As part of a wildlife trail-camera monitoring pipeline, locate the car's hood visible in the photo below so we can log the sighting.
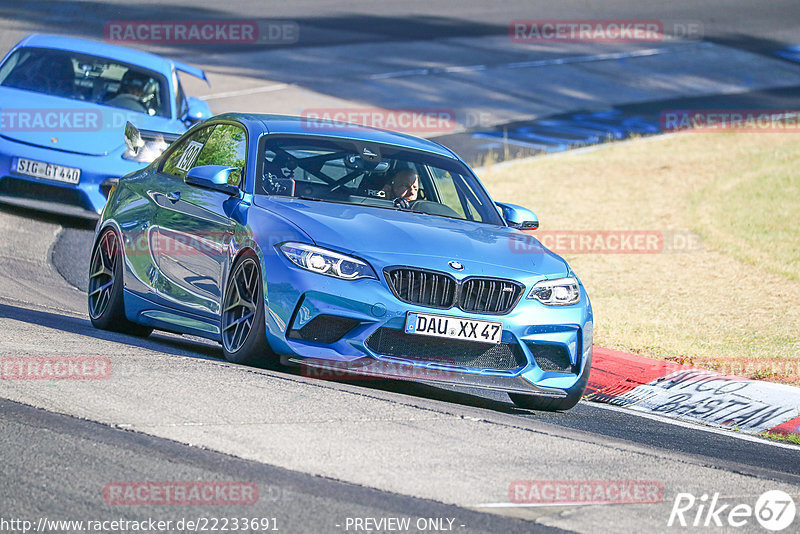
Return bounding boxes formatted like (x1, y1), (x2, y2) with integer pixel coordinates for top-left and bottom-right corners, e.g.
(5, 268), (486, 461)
(257, 197), (570, 278)
(0, 86), (180, 156)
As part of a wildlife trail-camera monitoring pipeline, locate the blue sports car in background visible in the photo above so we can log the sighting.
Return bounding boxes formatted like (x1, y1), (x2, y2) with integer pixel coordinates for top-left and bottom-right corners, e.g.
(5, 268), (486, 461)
(0, 34), (212, 218)
(89, 113), (593, 411)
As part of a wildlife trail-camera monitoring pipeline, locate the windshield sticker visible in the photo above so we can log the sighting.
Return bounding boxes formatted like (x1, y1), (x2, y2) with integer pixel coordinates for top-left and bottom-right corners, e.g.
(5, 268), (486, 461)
(175, 140), (204, 172)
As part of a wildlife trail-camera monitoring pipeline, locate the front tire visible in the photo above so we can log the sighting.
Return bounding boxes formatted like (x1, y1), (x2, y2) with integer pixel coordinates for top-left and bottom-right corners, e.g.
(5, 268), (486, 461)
(509, 392), (583, 412)
(221, 251), (279, 368)
(88, 229), (152, 337)
(509, 351), (593, 412)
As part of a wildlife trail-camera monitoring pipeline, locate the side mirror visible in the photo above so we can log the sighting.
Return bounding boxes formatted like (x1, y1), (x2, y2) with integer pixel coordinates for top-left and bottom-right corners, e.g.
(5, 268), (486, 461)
(182, 97), (213, 126)
(123, 121), (180, 162)
(186, 165), (240, 196)
(496, 202), (539, 230)
(124, 121), (144, 155)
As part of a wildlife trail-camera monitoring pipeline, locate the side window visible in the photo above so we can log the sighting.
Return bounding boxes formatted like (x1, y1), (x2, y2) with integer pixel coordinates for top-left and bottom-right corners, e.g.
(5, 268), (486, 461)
(428, 167), (488, 222)
(195, 124), (247, 186)
(429, 167), (466, 218)
(161, 126), (215, 179)
(457, 176), (487, 223)
(429, 167), (482, 221)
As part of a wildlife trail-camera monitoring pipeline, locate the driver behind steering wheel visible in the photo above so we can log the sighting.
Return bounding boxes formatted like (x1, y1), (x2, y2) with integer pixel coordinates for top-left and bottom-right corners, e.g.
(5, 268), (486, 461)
(382, 169), (419, 209)
(105, 70), (151, 114)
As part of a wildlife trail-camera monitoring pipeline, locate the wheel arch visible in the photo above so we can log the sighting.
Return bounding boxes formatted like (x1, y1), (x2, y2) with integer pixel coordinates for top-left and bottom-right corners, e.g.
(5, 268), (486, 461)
(223, 243), (267, 315)
(91, 219), (127, 266)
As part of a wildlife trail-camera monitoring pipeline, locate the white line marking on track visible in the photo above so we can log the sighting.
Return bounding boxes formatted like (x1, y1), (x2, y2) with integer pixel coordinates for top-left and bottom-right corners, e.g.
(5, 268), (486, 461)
(583, 400), (800, 450)
(474, 491), (800, 509)
(368, 43), (712, 80)
(201, 83), (290, 100)
(505, 47), (669, 69)
(369, 68), (431, 79)
(473, 502), (603, 508)
(443, 64), (488, 73)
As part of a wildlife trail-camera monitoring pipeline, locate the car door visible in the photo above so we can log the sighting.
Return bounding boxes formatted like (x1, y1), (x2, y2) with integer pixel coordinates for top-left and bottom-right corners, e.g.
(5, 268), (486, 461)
(151, 122), (248, 322)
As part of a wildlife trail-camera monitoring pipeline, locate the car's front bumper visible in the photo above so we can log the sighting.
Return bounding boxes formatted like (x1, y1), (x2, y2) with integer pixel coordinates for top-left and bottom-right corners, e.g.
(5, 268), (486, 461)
(0, 135), (143, 218)
(262, 251), (593, 397)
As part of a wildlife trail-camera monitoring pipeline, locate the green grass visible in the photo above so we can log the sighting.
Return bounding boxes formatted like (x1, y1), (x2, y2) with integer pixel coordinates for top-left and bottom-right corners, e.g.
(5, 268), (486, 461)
(691, 141), (800, 281)
(759, 431), (800, 446)
(479, 132), (800, 384)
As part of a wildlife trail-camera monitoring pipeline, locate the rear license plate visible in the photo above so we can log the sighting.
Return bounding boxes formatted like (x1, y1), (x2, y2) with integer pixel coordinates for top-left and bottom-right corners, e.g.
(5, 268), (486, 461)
(404, 311), (503, 344)
(14, 157), (80, 184)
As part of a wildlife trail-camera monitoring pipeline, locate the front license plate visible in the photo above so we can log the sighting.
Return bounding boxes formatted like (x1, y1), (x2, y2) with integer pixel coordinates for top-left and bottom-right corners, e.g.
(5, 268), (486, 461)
(14, 158), (80, 184)
(405, 312), (503, 344)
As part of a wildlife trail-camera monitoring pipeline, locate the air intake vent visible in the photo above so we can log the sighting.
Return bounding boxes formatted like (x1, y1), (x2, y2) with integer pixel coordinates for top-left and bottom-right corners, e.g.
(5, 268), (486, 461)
(288, 315), (360, 344)
(366, 328), (527, 370)
(385, 268), (457, 309)
(459, 278), (524, 315)
(0, 177), (87, 208)
(527, 343), (574, 373)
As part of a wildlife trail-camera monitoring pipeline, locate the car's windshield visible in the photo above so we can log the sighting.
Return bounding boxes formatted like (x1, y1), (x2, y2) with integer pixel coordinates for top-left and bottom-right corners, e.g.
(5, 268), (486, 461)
(258, 136), (504, 225)
(0, 46), (170, 118)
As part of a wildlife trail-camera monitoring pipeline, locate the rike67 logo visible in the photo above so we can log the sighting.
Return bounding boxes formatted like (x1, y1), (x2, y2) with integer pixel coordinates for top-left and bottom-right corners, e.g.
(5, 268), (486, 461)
(668, 490), (796, 531)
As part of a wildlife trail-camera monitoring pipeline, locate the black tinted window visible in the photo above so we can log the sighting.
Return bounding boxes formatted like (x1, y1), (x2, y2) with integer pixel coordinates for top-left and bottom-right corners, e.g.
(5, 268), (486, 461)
(0, 47), (169, 117)
(257, 136), (502, 225)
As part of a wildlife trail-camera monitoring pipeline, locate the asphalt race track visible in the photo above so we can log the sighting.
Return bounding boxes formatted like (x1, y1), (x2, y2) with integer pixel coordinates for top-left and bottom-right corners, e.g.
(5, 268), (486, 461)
(1, 2), (799, 533)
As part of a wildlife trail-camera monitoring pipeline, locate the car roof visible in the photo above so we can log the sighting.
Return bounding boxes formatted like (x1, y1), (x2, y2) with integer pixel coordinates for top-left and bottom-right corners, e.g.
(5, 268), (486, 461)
(12, 34), (174, 74)
(214, 113), (460, 160)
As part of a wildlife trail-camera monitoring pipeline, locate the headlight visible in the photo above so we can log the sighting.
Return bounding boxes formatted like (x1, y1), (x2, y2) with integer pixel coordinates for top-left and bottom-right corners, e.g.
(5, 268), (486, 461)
(122, 139), (168, 163)
(528, 276), (580, 305)
(279, 243), (376, 280)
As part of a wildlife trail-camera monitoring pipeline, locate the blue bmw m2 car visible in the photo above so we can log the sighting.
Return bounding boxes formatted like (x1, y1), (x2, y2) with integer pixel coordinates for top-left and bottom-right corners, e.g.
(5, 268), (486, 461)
(88, 113), (593, 411)
(0, 34), (212, 218)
